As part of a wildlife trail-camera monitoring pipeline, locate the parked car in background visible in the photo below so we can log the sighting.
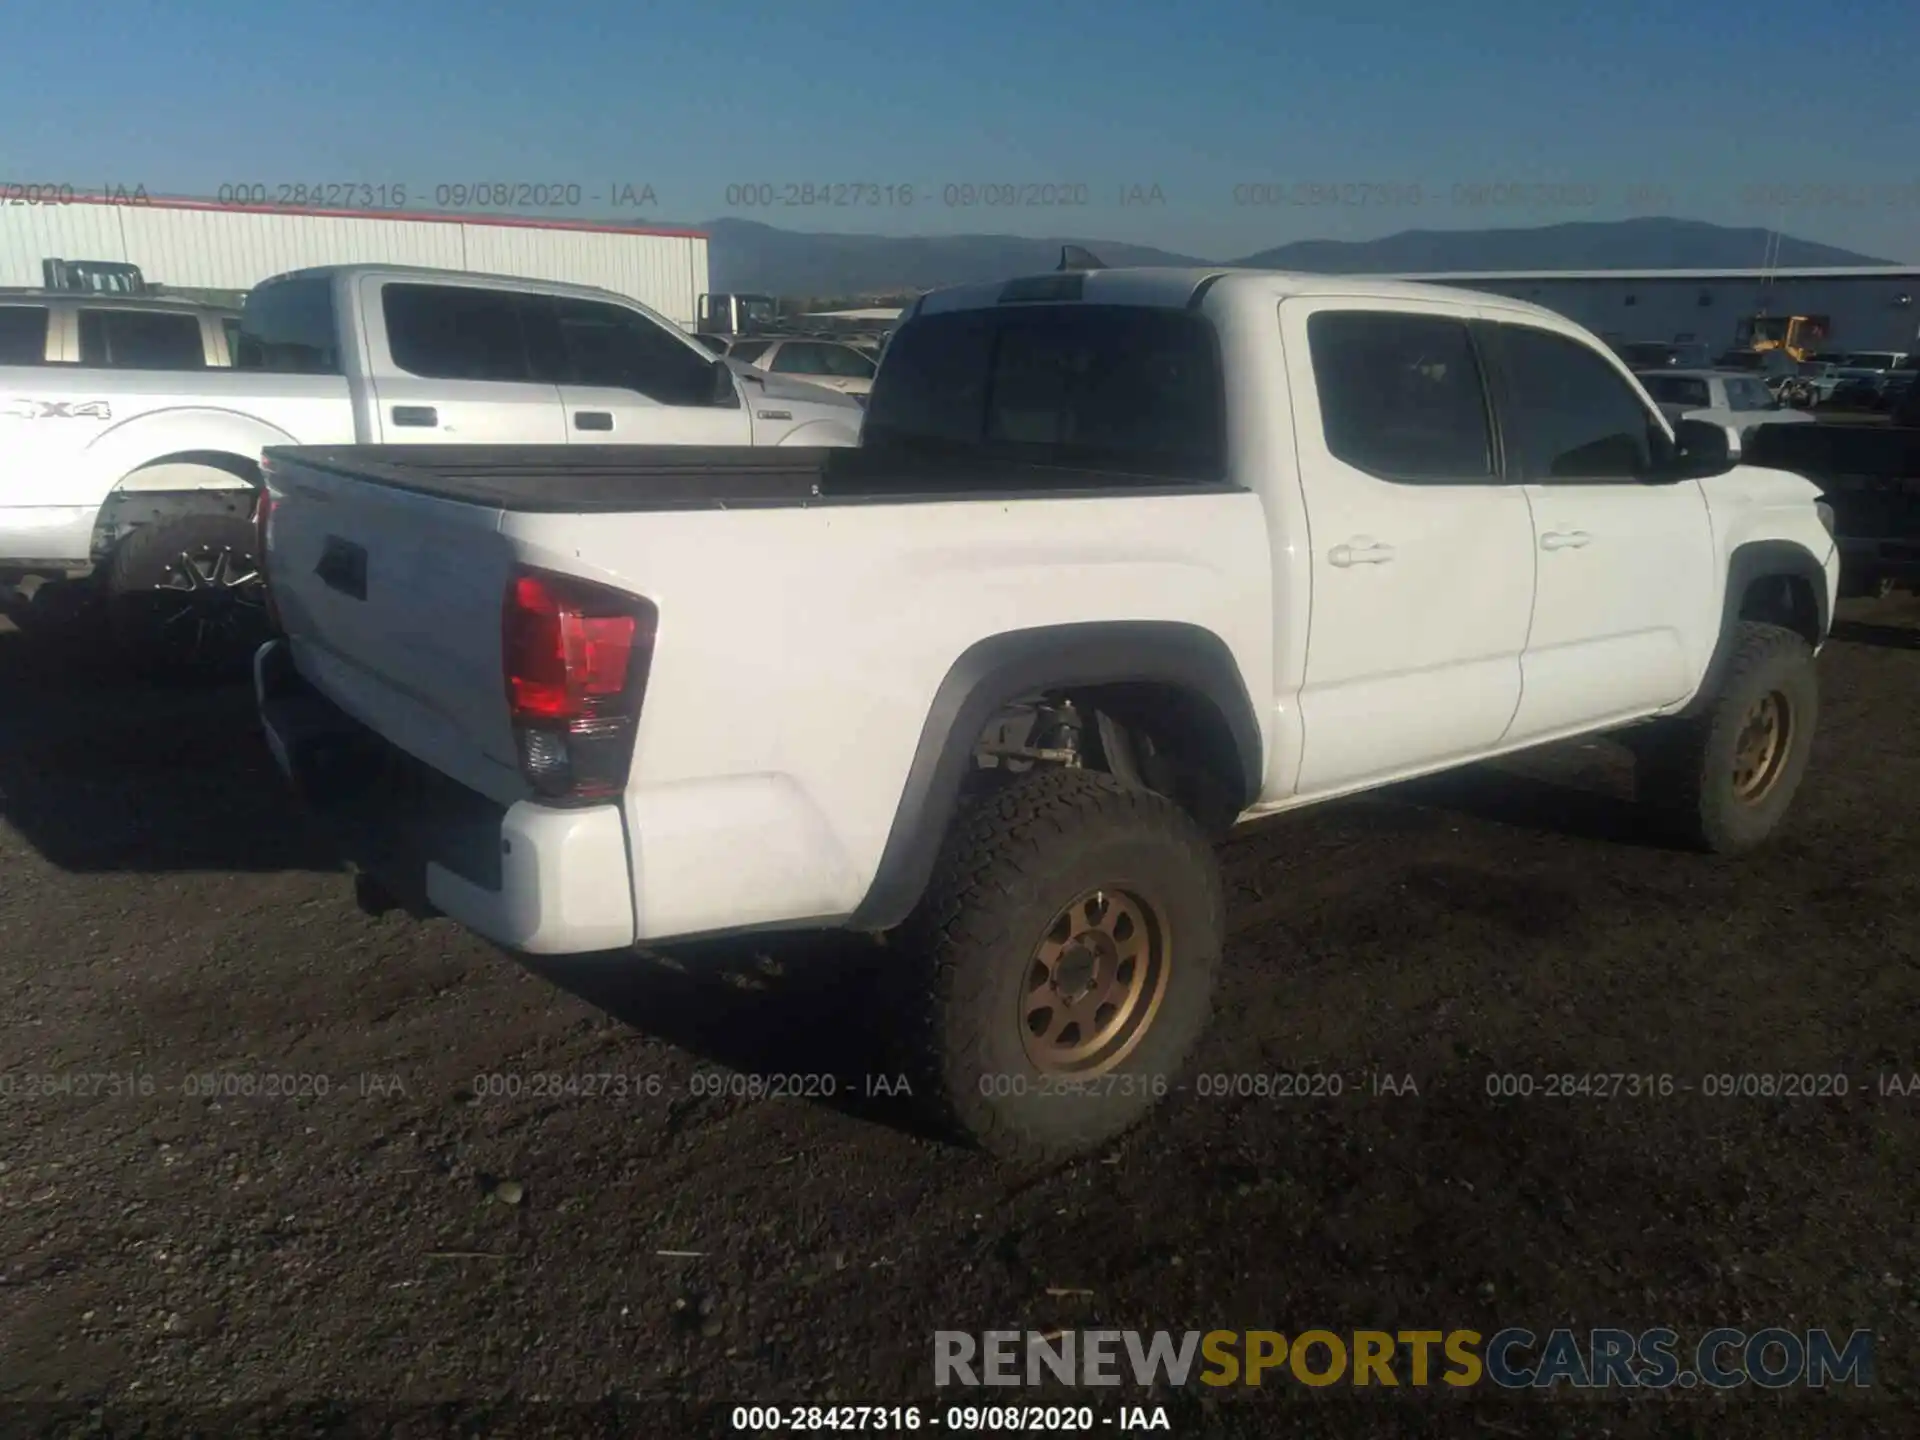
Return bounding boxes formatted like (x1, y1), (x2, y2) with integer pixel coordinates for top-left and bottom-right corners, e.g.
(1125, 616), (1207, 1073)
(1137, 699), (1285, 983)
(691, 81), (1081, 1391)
(0, 291), (240, 368)
(1712, 347), (1807, 404)
(1635, 368), (1815, 448)
(0, 264), (861, 676)
(727, 336), (878, 401)
(1618, 340), (1713, 370)
(1824, 351), (1912, 412)
(1883, 356), (1920, 410)
(1782, 359), (1845, 409)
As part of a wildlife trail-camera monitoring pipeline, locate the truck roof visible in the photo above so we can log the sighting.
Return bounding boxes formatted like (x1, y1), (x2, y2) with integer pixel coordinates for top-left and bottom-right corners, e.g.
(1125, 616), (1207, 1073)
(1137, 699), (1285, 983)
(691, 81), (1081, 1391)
(0, 289), (236, 313)
(913, 266), (1574, 328)
(256, 263), (646, 310)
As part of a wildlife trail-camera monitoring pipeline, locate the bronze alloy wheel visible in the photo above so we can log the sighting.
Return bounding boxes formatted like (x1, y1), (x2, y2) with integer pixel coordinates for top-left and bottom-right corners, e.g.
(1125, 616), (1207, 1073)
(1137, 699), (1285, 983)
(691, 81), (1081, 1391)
(1019, 886), (1171, 1075)
(1731, 689), (1793, 803)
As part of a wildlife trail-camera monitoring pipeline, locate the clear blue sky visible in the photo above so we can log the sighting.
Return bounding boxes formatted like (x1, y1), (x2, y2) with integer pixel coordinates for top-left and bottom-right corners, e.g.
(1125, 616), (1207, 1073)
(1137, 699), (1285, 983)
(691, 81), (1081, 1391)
(7, 0), (1918, 260)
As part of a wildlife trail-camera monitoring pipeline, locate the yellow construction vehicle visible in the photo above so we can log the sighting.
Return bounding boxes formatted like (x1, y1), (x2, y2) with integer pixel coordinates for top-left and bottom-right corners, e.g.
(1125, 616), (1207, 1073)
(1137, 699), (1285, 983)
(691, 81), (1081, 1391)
(1733, 313), (1832, 362)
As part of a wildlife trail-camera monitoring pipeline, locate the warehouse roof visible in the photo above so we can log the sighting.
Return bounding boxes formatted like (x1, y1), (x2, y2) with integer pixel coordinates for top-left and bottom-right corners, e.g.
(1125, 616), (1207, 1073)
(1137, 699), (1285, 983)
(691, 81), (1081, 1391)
(32, 191), (707, 241)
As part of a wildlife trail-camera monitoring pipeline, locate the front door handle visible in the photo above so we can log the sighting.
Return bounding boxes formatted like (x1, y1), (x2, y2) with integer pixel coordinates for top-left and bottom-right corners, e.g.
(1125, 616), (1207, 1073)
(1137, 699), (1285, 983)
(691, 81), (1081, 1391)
(1540, 530), (1592, 550)
(1329, 540), (1395, 567)
(391, 405), (438, 427)
(573, 410), (614, 431)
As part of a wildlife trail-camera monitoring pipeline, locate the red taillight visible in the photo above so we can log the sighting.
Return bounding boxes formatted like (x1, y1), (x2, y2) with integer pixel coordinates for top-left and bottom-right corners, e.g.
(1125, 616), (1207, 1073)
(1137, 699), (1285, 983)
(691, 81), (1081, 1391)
(503, 567), (657, 803)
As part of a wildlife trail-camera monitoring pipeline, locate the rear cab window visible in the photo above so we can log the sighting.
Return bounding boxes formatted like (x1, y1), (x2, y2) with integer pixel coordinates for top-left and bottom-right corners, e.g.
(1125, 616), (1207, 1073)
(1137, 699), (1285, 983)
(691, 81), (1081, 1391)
(862, 304), (1226, 480)
(0, 305), (51, 364)
(78, 308), (206, 369)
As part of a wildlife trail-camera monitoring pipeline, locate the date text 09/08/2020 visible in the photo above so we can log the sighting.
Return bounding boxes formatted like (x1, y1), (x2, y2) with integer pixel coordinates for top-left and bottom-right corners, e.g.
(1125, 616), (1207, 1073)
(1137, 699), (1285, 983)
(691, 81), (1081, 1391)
(211, 183), (659, 210)
(720, 183), (1156, 208)
(729, 1405), (1170, 1432)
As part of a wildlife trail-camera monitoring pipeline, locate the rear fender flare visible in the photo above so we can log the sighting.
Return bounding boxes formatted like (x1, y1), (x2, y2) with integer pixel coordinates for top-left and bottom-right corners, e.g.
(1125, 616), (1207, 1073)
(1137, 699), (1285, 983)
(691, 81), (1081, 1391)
(848, 621), (1263, 931)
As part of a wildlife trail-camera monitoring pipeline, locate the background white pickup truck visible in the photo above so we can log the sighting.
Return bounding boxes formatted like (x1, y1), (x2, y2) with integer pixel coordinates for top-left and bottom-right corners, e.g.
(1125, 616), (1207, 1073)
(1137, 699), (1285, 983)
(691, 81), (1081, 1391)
(255, 263), (1839, 1165)
(0, 263), (861, 672)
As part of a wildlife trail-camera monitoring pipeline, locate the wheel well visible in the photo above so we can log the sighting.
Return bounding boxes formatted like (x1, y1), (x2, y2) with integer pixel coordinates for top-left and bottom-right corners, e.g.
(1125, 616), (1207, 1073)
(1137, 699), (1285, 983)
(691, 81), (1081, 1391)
(1738, 572), (1821, 647)
(971, 681), (1248, 837)
(90, 452), (263, 565)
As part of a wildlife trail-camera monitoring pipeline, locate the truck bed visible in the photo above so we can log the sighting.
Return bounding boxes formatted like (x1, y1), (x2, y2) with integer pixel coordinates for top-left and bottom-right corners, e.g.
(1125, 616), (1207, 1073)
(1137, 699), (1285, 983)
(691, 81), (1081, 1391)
(260, 444), (1237, 512)
(1743, 422), (1920, 587)
(1744, 423), (1920, 487)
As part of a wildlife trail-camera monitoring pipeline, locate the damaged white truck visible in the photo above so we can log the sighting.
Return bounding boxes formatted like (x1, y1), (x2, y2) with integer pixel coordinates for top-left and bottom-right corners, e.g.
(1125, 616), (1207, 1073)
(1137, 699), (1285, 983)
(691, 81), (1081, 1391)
(0, 264), (861, 672)
(255, 263), (1839, 1163)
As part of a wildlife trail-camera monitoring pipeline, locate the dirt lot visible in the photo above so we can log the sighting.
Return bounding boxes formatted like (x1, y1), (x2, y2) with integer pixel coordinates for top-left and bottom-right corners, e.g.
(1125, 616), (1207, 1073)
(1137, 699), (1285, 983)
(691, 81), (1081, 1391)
(1, 603), (1917, 1438)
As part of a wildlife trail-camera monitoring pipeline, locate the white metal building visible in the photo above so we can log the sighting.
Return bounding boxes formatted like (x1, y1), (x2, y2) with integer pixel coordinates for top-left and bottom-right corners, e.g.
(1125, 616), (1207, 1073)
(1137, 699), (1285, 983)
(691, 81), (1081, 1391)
(1390, 267), (1920, 354)
(0, 195), (709, 329)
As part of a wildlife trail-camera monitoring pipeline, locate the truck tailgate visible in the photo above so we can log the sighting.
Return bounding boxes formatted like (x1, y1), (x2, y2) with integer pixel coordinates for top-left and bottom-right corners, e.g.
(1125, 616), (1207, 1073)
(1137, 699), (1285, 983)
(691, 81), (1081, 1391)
(262, 449), (525, 801)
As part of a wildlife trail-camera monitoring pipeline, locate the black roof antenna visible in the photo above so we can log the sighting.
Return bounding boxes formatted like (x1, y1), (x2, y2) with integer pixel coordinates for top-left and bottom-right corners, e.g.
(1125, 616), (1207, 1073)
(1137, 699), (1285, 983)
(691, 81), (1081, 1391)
(1058, 245), (1106, 272)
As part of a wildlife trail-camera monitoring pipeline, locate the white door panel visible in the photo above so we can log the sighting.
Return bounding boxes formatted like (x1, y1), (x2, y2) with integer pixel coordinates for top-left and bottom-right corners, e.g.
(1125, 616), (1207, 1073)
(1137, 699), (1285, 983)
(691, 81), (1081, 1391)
(558, 385), (750, 445)
(1488, 320), (1720, 744)
(1280, 298), (1536, 795)
(370, 374), (567, 444)
(361, 276), (567, 444)
(1511, 482), (1715, 741)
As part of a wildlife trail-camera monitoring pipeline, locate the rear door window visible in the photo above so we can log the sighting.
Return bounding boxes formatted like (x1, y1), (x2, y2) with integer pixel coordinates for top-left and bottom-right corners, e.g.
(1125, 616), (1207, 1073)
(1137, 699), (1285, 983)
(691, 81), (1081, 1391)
(1306, 310), (1493, 481)
(0, 306), (50, 364)
(78, 308), (206, 369)
(382, 283), (532, 381)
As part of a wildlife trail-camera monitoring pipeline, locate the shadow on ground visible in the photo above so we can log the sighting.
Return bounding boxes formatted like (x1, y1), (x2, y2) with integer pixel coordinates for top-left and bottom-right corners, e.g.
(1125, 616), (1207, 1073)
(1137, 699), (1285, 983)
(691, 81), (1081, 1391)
(0, 621), (339, 875)
(1829, 617), (1920, 651)
(525, 932), (940, 1140)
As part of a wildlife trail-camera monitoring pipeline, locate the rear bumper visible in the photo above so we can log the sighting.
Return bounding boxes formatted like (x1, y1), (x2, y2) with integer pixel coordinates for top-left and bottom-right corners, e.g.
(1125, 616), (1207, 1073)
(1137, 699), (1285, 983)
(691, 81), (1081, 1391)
(254, 638), (637, 955)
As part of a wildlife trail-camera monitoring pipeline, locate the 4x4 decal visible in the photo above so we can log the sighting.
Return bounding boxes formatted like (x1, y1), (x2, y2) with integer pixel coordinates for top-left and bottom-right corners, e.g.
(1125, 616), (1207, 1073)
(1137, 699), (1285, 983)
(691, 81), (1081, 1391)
(1, 398), (112, 420)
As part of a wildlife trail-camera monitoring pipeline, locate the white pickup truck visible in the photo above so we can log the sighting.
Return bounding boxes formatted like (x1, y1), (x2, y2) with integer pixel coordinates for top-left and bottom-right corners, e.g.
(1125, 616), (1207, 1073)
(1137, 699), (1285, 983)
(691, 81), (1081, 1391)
(254, 264), (1839, 1164)
(0, 264), (861, 672)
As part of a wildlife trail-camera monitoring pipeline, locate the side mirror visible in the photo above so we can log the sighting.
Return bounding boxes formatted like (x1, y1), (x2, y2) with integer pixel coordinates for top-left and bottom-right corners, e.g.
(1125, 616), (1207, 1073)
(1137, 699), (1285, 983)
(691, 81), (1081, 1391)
(1670, 417), (1740, 476)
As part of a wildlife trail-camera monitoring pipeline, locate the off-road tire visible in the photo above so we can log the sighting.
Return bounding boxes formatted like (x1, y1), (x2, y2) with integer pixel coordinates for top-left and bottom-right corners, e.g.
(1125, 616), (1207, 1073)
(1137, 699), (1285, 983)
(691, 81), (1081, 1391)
(104, 514), (270, 681)
(1638, 621), (1818, 854)
(882, 768), (1224, 1167)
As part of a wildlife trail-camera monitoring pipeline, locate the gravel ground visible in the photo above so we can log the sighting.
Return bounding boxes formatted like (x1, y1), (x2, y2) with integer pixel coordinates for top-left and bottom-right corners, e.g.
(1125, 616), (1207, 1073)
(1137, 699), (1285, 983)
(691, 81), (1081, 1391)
(1, 603), (1917, 1439)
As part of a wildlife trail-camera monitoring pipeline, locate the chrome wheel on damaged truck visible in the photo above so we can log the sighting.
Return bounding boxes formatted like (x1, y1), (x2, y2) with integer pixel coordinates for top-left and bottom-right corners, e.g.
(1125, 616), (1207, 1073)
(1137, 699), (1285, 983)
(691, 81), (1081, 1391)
(883, 768), (1224, 1167)
(104, 514), (272, 680)
(1638, 620), (1820, 854)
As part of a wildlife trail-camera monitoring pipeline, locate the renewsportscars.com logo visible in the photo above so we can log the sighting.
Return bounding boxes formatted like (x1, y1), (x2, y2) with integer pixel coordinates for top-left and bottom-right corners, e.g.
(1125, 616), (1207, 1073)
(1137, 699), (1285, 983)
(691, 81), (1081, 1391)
(933, 1328), (1874, 1390)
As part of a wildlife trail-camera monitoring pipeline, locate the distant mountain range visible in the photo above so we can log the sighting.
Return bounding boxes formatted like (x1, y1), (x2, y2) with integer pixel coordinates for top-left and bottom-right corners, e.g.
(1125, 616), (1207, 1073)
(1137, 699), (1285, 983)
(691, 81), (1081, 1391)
(691, 217), (1893, 297)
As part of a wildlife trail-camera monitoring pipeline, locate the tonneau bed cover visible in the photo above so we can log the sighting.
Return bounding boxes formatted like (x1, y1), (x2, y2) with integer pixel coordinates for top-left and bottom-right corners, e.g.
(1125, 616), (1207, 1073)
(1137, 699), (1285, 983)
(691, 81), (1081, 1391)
(260, 444), (1238, 513)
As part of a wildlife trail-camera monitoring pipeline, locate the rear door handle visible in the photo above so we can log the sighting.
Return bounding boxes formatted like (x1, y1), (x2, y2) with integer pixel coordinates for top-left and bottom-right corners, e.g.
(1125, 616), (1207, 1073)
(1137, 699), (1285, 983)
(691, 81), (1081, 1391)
(1540, 530), (1592, 550)
(1329, 540), (1395, 567)
(391, 405), (437, 427)
(573, 410), (614, 431)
